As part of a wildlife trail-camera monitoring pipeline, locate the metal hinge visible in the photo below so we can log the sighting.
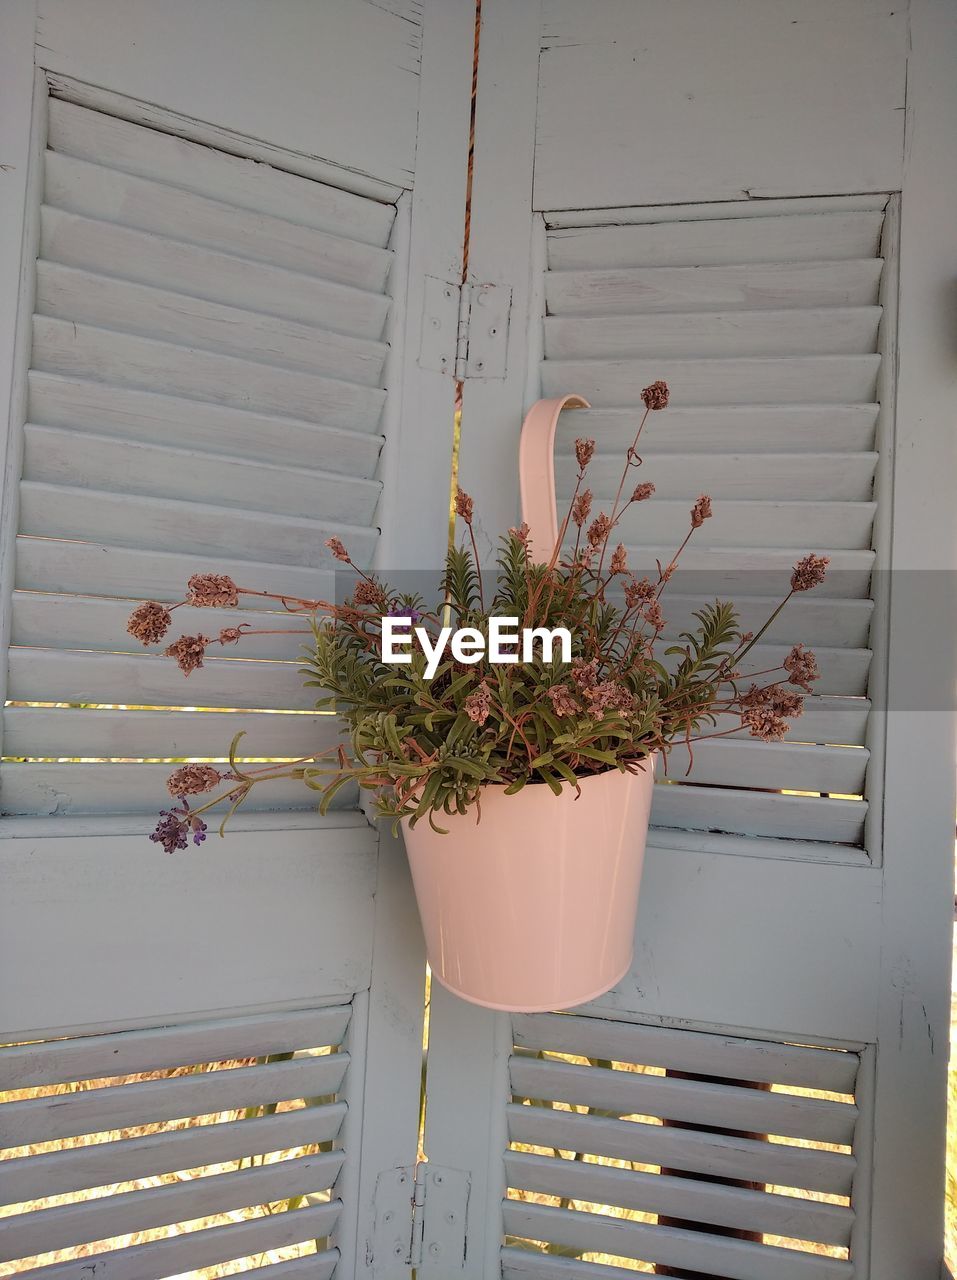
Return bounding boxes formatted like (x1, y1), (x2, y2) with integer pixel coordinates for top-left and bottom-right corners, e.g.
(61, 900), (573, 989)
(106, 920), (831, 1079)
(371, 1163), (469, 1276)
(419, 276), (511, 380)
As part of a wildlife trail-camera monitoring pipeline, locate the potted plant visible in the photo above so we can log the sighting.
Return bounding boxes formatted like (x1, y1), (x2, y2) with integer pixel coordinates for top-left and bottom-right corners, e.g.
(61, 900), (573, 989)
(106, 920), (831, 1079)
(128, 381), (827, 1012)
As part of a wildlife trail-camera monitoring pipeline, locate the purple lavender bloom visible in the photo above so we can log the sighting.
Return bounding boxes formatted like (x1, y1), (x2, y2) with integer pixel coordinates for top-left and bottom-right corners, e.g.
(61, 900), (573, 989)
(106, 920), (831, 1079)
(150, 807), (189, 854)
(384, 608), (422, 625)
(149, 798), (205, 853)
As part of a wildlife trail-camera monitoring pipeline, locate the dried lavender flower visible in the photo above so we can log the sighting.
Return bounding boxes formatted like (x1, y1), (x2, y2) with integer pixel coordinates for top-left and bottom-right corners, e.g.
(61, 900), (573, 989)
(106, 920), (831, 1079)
(742, 704), (790, 741)
(631, 482), (655, 502)
(624, 576), (654, 607)
(738, 684), (804, 741)
(508, 522), (531, 545)
(571, 658), (599, 689)
(325, 536), (351, 563)
(641, 380), (669, 411)
(575, 437), (596, 470)
(586, 680), (632, 717)
(165, 634), (211, 677)
(691, 494), (713, 528)
(353, 579), (386, 607)
(783, 643), (820, 691)
(219, 626), (244, 645)
(609, 544), (628, 575)
(546, 684), (579, 717)
(166, 764), (223, 798)
(571, 489), (593, 528)
(790, 554), (829, 592)
(127, 601), (172, 646)
(642, 599), (664, 631)
(187, 573), (239, 608)
(586, 511), (613, 548)
(455, 488), (474, 524)
(464, 681), (492, 724)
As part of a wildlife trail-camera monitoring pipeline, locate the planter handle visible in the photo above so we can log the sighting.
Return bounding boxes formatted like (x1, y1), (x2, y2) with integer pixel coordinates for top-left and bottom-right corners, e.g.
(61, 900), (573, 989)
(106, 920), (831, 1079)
(518, 394), (590, 561)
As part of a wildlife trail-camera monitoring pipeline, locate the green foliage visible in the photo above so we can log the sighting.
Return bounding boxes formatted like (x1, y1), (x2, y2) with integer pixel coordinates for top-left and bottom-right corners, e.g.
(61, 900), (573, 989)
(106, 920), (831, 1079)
(298, 530), (747, 832)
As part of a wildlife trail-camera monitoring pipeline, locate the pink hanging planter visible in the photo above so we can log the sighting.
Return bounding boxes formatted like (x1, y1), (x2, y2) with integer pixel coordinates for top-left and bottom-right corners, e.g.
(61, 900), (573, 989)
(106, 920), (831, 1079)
(402, 756), (655, 1012)
(402, 395), (657, 1013)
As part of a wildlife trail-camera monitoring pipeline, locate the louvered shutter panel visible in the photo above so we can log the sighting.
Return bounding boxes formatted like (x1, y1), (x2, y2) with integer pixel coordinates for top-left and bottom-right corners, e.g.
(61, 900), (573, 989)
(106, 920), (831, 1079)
(0, 1006), (354, 1277)
(2, 98), (397, 816)
(544, 198), (887, 852)
(502, 1012), (867, 1279)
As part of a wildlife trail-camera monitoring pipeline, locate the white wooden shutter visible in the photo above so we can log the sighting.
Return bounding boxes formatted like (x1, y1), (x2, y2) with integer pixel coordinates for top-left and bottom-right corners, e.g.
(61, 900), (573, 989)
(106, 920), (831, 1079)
(2, 94), (397, 816)
(501, 1011), (868, 1280)
(543, 198), (889, 854)
(0, 1005), (356, 1277)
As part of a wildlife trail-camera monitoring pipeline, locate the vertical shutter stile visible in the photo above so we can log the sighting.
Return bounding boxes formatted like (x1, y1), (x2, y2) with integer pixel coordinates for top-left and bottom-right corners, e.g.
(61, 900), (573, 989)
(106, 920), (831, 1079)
(544, 198), (886, 853)
(1, 95), (398, 817)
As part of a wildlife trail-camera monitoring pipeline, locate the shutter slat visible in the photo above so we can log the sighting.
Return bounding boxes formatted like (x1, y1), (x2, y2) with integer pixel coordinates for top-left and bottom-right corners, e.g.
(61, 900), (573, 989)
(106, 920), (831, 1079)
(28, 372), (383, 476)
(13, 593), (316, 658)
(546, 210), (885, 270)
(546, 259), (882, 315)
(23, 426), (382, 524)
(665, 643), (871, 696)
(541, 355), (880, 406)
(546, 306), (882, 359)
(0, 1153), (344, 1265)
(41, 206), (391, 337)
(506, 1105), (856, 1195)
(237, 1258), (339, 1280)
(509, 1057), (857, 1145)
(672, 740), (867, 795)
(0, 1054), (349, 1147)
(47, 97), (394, 247)
(15, 537), (340, 601)
(9, 1202), (340, 1280)
(19, 482), (379, 566)
(3, 709), (333, 762)
(0, 765), (341, 817)
(505, 1152), (854, 1248)
(556, 404), (879, 455)
(32, 318), (386, 431)
(0, 1006), (350, 1086)
(651, 785), (866, 844)
(8, 649), (314, 711)
(557, 451), (877, 502)
(45, 151), (393, 290)
(607, 499), (875, 550)
(512, 1012), (859, 1092)
(613, 561), (875, 607)
(1, 1103), (346, 1202)
(501, 1205), (852, 1280)
(713, 697), (870, 747)
(36, 261), (388, 384)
